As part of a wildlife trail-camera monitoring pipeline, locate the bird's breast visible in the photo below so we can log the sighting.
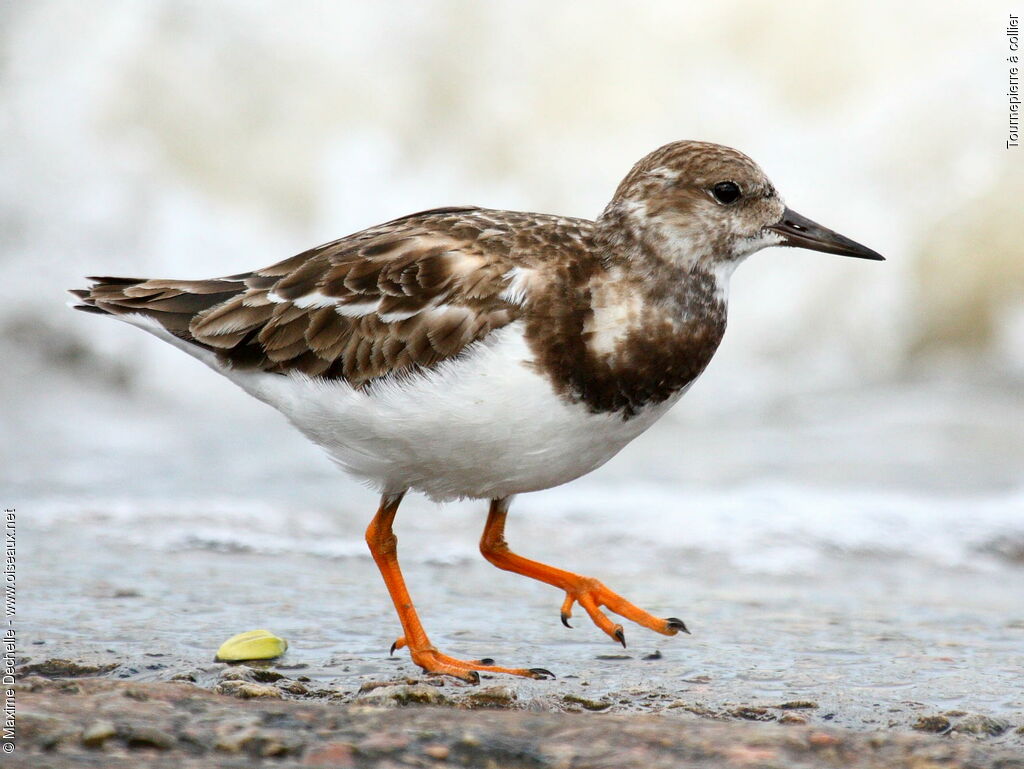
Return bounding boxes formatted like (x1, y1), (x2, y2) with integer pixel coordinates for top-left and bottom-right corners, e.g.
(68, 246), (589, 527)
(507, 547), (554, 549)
(523, 265), (727, 418)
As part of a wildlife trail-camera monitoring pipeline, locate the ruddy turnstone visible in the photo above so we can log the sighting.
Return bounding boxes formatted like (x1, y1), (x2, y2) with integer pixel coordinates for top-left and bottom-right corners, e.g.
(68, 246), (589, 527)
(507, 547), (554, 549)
(71, 140), (883, 682)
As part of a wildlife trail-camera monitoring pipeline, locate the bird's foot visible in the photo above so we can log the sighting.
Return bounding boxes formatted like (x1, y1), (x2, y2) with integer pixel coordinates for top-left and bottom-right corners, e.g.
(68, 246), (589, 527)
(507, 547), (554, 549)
(389, 637), (554, 683)
(558, 576), (689, 647)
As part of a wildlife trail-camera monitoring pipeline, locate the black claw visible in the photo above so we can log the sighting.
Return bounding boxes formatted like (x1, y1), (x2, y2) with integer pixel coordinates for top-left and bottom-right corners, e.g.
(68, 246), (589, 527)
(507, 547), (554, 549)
(477, 657), (495, 666)
(614, 628), (626, 648)
(529, 667), (556, 679)
(390, 641), (399, 656)
(560, 613), (573, 629)
(465, 670), (481, 685)
(666, 617), (691, 635)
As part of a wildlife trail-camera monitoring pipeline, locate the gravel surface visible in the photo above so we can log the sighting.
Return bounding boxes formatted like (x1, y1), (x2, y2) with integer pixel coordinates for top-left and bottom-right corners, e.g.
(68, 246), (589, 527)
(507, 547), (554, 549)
(9, 677), (1024, 768)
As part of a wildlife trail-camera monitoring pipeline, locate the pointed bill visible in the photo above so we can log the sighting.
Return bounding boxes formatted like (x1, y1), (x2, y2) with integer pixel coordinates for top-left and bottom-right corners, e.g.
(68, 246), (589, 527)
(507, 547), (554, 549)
(768, 208), (884, 260)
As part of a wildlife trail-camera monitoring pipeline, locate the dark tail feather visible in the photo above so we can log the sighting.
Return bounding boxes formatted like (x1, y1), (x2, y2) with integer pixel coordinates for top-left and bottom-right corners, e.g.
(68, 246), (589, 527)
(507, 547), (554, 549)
(69, 276), (248, 338)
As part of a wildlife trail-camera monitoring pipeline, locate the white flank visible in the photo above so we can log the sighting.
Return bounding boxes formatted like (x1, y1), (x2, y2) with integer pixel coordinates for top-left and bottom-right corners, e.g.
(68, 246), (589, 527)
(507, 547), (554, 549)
(118, 314), (682, 502)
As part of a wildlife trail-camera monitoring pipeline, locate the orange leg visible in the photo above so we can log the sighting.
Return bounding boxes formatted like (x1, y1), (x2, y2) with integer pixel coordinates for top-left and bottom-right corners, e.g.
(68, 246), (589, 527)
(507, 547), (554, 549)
(479, 498), (689, 647)
(366, 493), (553, 683)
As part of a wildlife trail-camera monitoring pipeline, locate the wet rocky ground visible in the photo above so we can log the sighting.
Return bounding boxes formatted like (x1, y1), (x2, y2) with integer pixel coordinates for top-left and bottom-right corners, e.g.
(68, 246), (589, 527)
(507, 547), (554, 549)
(9, 673), (1024, 768)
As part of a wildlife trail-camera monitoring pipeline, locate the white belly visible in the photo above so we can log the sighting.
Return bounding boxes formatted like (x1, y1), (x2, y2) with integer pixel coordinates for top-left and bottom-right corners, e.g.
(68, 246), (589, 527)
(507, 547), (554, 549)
(129, 318), (683, 501)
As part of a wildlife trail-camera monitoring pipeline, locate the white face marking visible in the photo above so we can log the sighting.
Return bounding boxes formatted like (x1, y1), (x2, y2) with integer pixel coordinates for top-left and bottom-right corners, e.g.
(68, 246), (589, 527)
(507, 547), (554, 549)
(731, 228), (784, 260)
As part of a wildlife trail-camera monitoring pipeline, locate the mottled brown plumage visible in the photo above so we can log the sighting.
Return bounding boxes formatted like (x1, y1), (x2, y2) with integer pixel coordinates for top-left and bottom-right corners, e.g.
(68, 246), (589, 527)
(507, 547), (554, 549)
(77, 203), (724, 415)
(75, 140), (880, 421)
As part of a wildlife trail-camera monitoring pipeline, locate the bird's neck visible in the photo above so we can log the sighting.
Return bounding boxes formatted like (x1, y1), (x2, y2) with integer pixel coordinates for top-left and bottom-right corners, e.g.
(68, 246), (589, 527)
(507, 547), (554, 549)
(593, 201), (734, 314)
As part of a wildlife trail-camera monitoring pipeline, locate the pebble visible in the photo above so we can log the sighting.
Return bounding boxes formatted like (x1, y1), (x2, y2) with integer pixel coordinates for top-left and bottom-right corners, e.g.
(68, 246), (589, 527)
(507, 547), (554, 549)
(562, 694), (612, 711)
(465, 686), (517, 707)
(278, 680), (310, 695)
(215, 680), (284, 699)
(17, 658), (119, 678)
(953, 714), (1010, 737)
(356, 684), (451, 707)
(81, 720), (116, 747)
(119, 724), (175, 750)
(730, 706), (773, 721)
(777, 700), (819, 710)
(423, 744), (450, 760)
(912, 715), (950, 733)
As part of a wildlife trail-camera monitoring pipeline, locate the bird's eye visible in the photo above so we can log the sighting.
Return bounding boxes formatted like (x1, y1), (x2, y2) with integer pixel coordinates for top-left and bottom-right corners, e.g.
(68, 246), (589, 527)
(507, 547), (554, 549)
(711, 181), (741, 205)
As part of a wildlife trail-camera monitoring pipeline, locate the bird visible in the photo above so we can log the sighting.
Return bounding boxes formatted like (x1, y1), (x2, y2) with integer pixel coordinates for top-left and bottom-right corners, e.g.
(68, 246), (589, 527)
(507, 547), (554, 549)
(71, 140), (883, 683)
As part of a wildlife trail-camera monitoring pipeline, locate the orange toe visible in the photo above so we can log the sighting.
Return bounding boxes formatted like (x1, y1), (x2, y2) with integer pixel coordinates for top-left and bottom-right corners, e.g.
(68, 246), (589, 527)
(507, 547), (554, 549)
(408, 647), (554, 683)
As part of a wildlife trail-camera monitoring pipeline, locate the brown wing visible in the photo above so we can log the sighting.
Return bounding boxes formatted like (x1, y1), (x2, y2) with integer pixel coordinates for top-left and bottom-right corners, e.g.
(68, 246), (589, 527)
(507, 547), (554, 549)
(75, 207), (529, 387)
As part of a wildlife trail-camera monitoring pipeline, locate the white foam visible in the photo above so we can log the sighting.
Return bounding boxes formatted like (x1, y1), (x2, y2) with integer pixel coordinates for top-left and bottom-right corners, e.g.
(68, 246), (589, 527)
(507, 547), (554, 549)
(28, 483), (1024, 576)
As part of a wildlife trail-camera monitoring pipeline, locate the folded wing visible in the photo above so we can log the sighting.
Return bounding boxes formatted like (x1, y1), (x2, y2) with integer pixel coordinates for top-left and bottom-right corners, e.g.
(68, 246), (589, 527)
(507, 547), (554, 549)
(73, 207), (526, 387)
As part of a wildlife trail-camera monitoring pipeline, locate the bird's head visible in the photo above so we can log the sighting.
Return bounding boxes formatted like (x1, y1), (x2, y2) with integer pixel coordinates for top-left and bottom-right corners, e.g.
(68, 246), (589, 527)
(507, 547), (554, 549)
(601, 140), (883, 271)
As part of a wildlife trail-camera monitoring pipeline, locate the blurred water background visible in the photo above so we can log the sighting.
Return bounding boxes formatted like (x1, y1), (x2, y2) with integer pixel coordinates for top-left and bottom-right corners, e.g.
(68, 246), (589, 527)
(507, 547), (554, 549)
(3, 0), (1023, 727)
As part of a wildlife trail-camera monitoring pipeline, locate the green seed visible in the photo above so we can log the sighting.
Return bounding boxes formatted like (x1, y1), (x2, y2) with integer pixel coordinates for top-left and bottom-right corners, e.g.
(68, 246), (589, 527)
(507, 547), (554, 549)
(215, 629), (288, 662)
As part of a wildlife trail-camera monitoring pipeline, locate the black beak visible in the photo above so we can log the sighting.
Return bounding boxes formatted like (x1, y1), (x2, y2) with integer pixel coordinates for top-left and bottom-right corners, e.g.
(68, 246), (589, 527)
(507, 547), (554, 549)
(768, 207), (884, 261)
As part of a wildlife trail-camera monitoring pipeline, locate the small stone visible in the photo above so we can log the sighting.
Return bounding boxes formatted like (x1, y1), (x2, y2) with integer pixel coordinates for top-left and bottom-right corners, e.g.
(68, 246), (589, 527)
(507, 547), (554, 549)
(423, 744), (450, 760)
(357, 684), (450, 707)
(466, 686), (517, 707)
(219, 667), (251, 681)
(777, 700), (818, 710)
(912, 715), (950, 733)
(17, 658), (119, 678)
(952, 714), (1010, 737)
(216, 680), (284, 699)
(250, 669), (285, 683)
(358, 679), (394, 694)
(779, 714), (807, 725)
(277, 680), (310, 695)
(730, 706), (773, 721)
(81, 721), (116, 748)
(119, 724), (175, 750)
(562, 694), (612, 711)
